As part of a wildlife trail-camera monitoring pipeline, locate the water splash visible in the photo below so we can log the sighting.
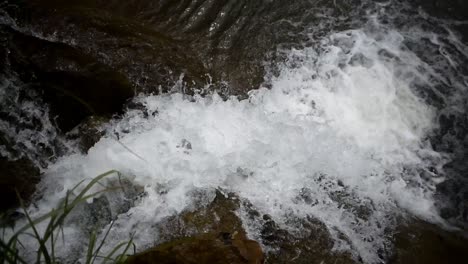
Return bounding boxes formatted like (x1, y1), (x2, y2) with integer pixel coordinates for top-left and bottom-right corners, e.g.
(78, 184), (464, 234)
(30, 18), (456, 264)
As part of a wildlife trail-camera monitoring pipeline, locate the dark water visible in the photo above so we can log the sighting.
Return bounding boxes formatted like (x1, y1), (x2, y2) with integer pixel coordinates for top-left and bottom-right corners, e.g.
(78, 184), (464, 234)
(1, 0), (468, 263)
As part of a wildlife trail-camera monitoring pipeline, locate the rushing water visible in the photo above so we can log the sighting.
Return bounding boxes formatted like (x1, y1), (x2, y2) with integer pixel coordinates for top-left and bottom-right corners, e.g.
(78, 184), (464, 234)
(1, 0), (468, 263)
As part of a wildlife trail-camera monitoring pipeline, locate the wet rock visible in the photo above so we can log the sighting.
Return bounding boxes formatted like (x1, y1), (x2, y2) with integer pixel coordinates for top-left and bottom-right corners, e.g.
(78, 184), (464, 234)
(409, 0), (468, 43)
(7, 0), (359, 96)
(436, 175), (468, 229)
(67, 177), (142, 230)
(125, 233), (264, 264)
(390, 220), (468, 264)
(432, 108), (468, 229)
(149, 190), (354, 264)
(66, 115), (108, 153)
(4, 27), (134, 132)
(157, 190), (247, 241)
(259, 215), (355, 264)
(0, 155), (40, 211)
(409, 0), (468, 20)
(128, 190), (264, 264)
(0, 128), (42, 213)
(8, 0), (209, 94)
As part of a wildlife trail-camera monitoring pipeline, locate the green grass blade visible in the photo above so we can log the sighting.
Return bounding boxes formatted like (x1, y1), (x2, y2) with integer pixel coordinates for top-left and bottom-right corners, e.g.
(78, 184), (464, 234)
(85, 230), (98, 264)
(12, 170), (118, 237)
(74, 170), (119, 203)
(114, 234), (135, 264)
(20, 199), (51, 264)
(0, 239), (28, 264)
(2, 170), (122, 264)
(102, 241), (131, 264)
(91, 221), (115, 263)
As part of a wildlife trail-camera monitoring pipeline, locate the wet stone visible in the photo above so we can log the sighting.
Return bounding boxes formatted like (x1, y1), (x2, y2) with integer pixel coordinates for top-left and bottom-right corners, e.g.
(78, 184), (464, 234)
(9, 0), (209, 94)
(157, 190), (245, 241)
(127, 190), (264, 264)
(390, 220), (468, 264)
(0, 156), (41, 211)
(125, 233), (264, 264)
(66, 115), (109, 153)
(67, 175), (146, 236)
(4, 27), (134, 132)
(259, 216), (356, 264)
(133, 189), (356, 264)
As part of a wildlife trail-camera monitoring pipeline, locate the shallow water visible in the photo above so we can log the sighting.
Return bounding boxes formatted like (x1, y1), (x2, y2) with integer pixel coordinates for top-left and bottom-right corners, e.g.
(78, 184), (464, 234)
(2, 0), (468, 263)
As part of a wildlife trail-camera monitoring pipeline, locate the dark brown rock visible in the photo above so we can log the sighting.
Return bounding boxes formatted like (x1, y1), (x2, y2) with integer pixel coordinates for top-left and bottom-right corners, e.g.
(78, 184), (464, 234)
(67, 115), (108, 153)
(409, 0), (468, 20)
(126, 191), (264, 264)
(11, 0), (210, 94)
(259, 215), (355, 264)
(9, 0), (358, 96)
(133, 190), (355, 264)
(4, 27), (134, 132)
(125, 233), (264, 264)
(157, 191), (248, 241)
(390, 220), (468, 264)
(0, 156), (40, 211)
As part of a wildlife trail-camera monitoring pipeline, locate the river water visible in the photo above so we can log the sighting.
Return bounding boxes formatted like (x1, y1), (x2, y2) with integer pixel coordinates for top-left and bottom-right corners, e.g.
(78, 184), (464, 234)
(1, 0), (468, 263)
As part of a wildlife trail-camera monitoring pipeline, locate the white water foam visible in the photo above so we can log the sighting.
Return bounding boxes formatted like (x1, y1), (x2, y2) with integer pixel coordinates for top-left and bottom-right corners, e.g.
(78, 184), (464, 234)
(16, 19), (453, 262)
(0, 74), (65, 165)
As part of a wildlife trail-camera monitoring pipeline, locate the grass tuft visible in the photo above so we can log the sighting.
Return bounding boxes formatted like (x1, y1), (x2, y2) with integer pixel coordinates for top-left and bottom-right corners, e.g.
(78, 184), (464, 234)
(0, 170), (136, 264)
